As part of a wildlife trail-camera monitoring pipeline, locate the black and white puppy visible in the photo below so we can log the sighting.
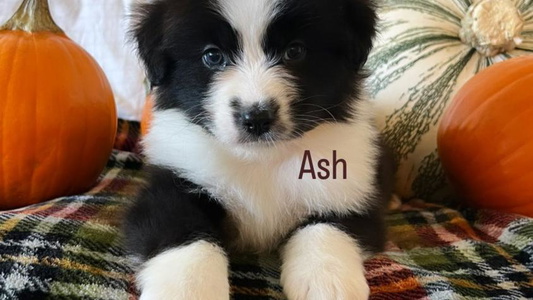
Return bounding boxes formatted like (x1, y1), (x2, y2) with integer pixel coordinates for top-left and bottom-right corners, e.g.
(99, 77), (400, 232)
(124, 0), (394, 299)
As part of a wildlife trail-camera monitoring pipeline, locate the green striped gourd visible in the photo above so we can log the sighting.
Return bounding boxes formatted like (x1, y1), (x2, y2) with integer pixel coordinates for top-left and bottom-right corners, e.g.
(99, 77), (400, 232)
(367, 0), (533, 203)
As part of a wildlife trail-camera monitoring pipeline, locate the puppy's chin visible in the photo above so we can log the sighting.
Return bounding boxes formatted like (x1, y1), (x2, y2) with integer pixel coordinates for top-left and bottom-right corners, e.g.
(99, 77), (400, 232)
(235, 128), (296, 145)
(223, 140), (289, 161)
(207, 118), (295, 147)
(214, 130), (290, 152)
(205, 126), (297, 160)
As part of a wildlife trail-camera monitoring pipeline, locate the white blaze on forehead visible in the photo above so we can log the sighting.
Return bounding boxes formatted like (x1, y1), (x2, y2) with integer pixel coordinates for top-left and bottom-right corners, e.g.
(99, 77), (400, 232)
(214, 0), (282, 56)
(213, 0), (284, 93)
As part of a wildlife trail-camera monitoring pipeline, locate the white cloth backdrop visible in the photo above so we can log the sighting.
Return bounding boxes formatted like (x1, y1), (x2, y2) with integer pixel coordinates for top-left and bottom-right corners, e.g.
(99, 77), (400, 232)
(1, 0), (146, 121)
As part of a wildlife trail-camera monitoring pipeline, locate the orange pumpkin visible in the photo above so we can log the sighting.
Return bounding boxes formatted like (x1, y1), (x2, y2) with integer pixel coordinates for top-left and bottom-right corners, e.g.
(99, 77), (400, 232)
(438, 56), (533, 217)
(0, 0), (117, 209)
(141, 93), (154, 136)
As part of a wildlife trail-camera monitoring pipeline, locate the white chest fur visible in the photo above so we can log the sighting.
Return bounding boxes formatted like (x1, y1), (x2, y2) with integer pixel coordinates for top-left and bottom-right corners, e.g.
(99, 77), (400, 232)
(143, 101), (379, 252)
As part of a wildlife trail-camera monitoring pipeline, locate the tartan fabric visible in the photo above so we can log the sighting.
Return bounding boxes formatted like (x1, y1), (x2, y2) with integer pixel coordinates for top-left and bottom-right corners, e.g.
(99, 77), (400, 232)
(0, 122), (532, 299)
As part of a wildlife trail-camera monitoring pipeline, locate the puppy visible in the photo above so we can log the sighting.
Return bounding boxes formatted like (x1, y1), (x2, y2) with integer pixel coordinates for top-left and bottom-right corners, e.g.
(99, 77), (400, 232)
(123, 0), (394, 299)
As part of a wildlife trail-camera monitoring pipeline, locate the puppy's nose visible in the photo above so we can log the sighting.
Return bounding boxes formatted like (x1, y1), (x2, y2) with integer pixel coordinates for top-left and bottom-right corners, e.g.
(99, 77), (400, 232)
(240, 105), (278, 137)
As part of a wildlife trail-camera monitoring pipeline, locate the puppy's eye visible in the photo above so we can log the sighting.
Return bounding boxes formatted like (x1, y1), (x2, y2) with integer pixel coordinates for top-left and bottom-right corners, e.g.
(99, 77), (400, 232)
(283, 42), (306, 63)
(203, 47), (227, 70)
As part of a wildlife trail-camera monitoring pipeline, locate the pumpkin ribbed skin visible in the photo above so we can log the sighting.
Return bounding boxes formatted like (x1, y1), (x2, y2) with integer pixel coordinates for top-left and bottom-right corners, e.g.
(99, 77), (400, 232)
(438, 56), (533, 217)
(0, 30), (116, 209)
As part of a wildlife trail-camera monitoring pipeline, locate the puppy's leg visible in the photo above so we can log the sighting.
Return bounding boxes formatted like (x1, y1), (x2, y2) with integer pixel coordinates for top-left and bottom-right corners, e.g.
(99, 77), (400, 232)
(280, 223), (371, 300)
(123, 166), (229, 300)
(137, 240), (229, 300)
(281, 197), (387, 300)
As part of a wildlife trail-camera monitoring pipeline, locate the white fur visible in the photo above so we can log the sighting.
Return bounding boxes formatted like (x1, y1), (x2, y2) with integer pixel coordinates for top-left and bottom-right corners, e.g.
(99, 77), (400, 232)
(214, 0), (281, 61)
(143, 99), (379, 252)
(136, 241), (229, 300)
(205, 0), (296, 145)
(280, 224), (370, 300)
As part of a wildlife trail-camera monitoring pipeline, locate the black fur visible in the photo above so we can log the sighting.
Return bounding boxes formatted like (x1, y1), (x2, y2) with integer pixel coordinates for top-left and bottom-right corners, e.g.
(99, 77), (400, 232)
(131, 0), (239, 130)
(123, 166), (226, 260)
(266, 0), (377, 133)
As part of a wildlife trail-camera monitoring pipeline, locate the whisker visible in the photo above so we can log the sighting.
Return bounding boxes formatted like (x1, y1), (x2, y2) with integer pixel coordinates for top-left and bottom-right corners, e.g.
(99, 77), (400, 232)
(291, 94), (329, 104)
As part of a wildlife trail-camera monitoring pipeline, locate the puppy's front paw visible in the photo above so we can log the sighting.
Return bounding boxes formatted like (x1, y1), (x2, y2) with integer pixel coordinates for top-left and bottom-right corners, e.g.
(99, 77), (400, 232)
(280, 224), (370, 300)
(281, 265), (369, 300)
(137, 241), (230, 300)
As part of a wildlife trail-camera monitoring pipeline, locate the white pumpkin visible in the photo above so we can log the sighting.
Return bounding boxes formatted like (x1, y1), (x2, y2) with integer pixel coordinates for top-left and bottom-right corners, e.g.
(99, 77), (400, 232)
(367, 0), (533, 203)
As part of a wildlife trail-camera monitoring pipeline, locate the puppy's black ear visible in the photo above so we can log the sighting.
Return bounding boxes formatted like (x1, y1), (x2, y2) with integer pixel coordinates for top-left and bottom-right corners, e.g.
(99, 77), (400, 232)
(131, 2), (170, 86)
(344, 0), (378, 69)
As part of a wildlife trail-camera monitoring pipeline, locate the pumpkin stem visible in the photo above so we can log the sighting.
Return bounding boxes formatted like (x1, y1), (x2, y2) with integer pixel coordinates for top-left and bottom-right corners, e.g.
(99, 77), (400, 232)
(459, 0), (523, 57)
(0, 0), (63, 33)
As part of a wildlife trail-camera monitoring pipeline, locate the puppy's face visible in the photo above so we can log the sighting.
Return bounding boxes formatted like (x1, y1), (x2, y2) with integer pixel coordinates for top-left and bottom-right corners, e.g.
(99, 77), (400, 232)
(134, 0), (376, 145)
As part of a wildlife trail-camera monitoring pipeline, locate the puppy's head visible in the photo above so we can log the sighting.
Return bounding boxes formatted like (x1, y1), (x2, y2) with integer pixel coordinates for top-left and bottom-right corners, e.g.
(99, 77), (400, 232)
(133, 0), (376, 146)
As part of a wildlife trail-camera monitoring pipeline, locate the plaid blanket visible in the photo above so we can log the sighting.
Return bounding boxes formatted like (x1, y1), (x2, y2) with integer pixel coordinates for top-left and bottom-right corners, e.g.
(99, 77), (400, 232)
(0, 121), (532, 299)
